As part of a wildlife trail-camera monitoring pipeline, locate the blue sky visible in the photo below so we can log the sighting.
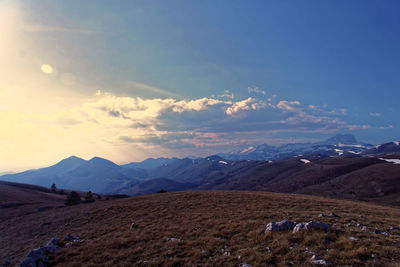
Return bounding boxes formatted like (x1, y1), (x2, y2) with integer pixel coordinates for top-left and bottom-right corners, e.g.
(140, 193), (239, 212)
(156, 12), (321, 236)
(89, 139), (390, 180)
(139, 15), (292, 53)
(0, 0), (399, 170)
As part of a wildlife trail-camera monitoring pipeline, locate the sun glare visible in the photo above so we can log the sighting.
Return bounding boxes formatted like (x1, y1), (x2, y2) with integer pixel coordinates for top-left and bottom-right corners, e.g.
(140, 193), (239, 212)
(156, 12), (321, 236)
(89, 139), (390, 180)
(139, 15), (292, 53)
(41, 64), (53, 74)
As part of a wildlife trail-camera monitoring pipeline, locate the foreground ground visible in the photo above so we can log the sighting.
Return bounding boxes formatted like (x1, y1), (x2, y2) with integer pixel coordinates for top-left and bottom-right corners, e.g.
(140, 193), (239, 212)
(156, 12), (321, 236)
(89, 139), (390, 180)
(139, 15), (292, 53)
(1, 191), (400, 266)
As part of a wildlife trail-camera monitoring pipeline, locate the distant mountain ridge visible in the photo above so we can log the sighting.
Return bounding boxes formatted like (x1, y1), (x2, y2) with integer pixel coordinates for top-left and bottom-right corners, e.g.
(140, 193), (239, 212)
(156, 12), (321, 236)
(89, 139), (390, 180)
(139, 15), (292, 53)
(218, 134), (374, 161)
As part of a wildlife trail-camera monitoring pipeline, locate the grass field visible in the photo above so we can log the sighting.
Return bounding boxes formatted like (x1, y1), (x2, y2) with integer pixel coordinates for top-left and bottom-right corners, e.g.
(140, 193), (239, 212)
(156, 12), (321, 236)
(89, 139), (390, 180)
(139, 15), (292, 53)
(2, 190), (400, 266)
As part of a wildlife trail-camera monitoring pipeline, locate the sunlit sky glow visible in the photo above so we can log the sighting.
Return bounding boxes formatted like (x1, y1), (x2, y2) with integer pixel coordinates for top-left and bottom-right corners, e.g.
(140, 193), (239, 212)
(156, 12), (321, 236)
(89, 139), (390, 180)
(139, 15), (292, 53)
(1, 0), (399, 172)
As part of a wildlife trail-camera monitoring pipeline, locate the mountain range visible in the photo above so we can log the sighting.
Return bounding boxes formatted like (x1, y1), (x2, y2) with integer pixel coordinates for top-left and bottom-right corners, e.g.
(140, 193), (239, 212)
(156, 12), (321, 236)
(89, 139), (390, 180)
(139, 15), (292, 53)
(218, 134), (374, 161)
(1, 134), (400, 205)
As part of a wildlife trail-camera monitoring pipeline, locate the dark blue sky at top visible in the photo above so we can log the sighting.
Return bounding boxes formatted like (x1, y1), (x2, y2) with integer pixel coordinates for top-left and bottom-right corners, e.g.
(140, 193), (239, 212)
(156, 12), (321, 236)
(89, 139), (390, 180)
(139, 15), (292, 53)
(24, 0), (400, 144)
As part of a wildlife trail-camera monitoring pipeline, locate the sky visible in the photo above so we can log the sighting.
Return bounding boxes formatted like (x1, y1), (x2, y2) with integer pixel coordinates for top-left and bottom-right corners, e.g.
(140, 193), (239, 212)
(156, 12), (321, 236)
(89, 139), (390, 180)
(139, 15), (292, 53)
(1, 0), (400, 172)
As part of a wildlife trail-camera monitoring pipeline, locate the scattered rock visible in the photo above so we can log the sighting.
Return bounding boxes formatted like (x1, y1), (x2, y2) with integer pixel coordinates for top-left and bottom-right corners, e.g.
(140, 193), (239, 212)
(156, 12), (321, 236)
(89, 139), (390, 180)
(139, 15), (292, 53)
(374, 229), (390, 236)
(47, 238), (59, 247)
(319, 212), (339, 218)
(361, 226), (368, 231)
(65, 242), (73, 247)
(64, 234), (73, 241)
(293, 221), (331, 233)
(265, 220), (297, 233)
(349, 236), (359, 242)
(200, 249), (210, 255)
(391, 227), (400, 231)
(20, 238), (60, 267)
(239, 263), (252, 267)
(73, 235), (84, 243)
(311, 259), (328, 265)
(223, 251), (231, 256)
(130, 222), (137, 229)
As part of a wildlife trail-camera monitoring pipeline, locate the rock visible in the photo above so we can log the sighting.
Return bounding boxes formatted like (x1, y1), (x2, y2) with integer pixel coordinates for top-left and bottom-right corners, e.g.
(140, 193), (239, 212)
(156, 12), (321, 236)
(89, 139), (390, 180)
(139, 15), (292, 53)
(349, 236), (359, 241)
(64, 233), (73, 241)
(319, 212), (339, 218)
(20, 238), (60, 267)
(265, 220), (297, 233)
(311, 259), (327, 265)
(293, 221), (331, 233)
(130, 222), (137, 229)
(65, 242), (73, 247)
(391, 227), (400, 231)
(361, 226), (368, 231)
(311, 255), (319, 260)
(47, 238), (59, 247)
(200, 249), (210, 255)
(239, 263), (252, 267)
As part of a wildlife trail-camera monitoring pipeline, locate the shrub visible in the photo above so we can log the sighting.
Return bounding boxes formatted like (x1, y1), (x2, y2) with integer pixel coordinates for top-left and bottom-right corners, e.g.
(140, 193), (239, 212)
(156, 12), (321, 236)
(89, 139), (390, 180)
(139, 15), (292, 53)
(158, 189), (167, 193)
(65, 191), (81, 206)
(84, 191), (95, 203)
(50, 183), (57, 193)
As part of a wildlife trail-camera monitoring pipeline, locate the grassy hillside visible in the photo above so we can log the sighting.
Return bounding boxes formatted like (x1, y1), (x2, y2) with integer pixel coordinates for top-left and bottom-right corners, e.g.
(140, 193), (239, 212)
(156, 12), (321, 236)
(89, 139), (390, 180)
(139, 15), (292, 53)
(2, 191), (400, 266)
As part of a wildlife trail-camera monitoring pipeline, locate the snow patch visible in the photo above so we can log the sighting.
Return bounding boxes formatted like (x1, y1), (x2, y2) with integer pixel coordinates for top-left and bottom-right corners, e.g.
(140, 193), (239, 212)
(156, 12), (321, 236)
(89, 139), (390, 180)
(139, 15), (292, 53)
(348, 151), (360, 154)
(393, 141), (400, 146)
(334, 149), (344, 156)
(379, 158), (400, 164)
(240, 146), (256, 154)
(338, 143), (365, 148)
(219, 161), (228, 165)
(300, 159), (311, 164)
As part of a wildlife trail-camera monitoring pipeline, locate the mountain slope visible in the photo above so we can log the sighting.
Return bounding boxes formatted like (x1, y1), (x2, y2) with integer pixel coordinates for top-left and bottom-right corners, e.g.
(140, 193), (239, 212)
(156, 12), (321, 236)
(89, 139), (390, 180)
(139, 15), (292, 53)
(121, 157), (179, 170)
(361, 141), (400, 156)
(0, 157), (141, 194)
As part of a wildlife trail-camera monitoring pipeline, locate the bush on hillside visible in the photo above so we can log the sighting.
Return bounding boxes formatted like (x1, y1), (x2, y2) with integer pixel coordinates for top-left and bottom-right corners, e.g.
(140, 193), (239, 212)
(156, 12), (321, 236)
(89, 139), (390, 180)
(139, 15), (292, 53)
(65, 191), (81, 206)
(84, 191), (95, 203)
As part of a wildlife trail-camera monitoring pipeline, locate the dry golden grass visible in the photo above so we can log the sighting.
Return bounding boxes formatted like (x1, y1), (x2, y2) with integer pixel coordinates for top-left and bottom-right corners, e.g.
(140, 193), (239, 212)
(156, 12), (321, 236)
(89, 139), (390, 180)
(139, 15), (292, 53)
(2, 191), (400, 266)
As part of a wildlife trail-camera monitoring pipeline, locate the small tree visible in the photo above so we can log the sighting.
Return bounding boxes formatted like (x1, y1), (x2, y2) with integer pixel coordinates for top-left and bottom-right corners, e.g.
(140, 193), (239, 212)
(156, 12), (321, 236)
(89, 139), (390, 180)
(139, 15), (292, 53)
(50, 183), (57, 193)
(65, 191), (81, 206)
(84, 191), (95, 203)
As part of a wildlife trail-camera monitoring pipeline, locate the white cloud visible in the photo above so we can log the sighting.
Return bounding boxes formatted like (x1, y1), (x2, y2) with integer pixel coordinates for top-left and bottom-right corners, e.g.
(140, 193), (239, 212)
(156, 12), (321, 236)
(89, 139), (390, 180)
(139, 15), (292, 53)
(225, 97), (266, 115)
(0, 88), (372, 171)
(217, 90), (235, 99)
(277, 100), (301, 111)
(248, 86), (266, 95)
(370, 112), (382, 117)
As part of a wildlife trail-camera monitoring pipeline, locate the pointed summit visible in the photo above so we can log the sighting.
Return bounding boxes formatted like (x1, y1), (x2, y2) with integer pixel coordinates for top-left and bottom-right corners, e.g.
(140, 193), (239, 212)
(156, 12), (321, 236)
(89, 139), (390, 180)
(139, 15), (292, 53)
(44, 156), (86, 175)
(325, 134), (357, 145)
